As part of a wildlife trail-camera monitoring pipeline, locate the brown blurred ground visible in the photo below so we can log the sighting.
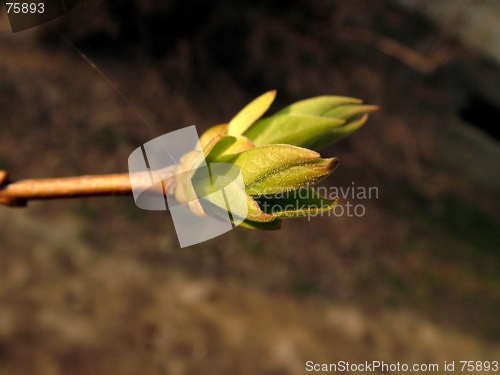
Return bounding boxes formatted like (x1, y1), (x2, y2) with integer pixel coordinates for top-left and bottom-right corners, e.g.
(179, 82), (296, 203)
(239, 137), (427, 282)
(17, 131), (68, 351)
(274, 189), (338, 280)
(0, 1), (499, 374)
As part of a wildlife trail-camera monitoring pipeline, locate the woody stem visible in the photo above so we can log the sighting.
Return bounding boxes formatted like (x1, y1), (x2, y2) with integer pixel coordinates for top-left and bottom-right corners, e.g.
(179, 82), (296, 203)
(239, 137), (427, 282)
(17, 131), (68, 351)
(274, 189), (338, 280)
(0, 168), (174, 208)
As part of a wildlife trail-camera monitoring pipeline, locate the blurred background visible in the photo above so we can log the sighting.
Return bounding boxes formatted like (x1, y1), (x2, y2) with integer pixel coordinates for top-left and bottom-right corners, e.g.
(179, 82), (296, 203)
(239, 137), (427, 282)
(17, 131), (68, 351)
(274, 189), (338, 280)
(0, 0), (499, 374)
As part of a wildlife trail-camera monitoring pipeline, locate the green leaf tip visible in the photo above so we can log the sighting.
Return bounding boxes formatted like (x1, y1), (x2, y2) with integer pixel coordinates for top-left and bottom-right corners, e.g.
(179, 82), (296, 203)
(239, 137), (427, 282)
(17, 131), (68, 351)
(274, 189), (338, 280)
(243, 95), (378, 150)
(227, 90), (277, 136)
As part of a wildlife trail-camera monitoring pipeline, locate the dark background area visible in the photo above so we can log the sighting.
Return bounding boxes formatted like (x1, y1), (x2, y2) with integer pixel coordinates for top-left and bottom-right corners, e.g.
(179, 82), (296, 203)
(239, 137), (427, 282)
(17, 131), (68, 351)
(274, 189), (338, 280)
(0, 0), (499, 374)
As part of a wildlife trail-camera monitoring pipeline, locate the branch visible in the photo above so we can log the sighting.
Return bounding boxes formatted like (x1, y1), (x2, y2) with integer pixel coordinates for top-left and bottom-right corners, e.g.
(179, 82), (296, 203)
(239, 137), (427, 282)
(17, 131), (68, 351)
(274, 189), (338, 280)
(0, 168), (175, 208)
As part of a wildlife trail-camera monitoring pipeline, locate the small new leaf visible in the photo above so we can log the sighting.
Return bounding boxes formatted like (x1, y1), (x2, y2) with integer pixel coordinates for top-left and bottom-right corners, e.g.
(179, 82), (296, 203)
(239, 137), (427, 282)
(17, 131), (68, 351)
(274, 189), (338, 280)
(238, 218), (283, 230)
(275, 96), (361, 116)
(246, 158), (339, 196)
(197, 174), (277, 223)
(243, 95), (378, 151)
(227, 144), (321, 188)
(202, 135), (237, 162)
(227, 90), (277, 136)
(199, 124), (228, 149)
(311, 114), (370, 150)
(227, 144), (338, 196)
(244, 114), (345, 148)
(256, 188), (338, 218)
(323, 104), (379, 120)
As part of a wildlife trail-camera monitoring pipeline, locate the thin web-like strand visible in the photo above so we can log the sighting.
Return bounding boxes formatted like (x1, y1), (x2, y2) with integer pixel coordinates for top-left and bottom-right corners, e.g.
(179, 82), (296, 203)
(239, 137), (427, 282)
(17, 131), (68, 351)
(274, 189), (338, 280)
(52, 27), (186, 168)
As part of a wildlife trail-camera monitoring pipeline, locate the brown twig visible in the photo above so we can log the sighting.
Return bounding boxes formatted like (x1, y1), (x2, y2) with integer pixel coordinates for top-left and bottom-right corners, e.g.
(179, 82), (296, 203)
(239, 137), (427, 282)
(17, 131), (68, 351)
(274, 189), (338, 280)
(339, 27), (455, 74)
(0, 168), (175, 208)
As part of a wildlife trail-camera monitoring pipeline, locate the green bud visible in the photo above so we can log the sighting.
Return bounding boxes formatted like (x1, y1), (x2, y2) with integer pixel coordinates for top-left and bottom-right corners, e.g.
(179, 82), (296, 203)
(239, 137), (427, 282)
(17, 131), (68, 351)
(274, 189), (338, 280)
(191, 143), (338, 226)
(183, 91), (377, 229)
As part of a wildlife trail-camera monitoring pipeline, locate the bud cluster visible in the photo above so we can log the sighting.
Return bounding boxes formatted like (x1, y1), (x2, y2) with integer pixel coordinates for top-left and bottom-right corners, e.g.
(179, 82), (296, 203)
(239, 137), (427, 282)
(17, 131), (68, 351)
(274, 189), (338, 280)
(176, 91), (377, 229)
